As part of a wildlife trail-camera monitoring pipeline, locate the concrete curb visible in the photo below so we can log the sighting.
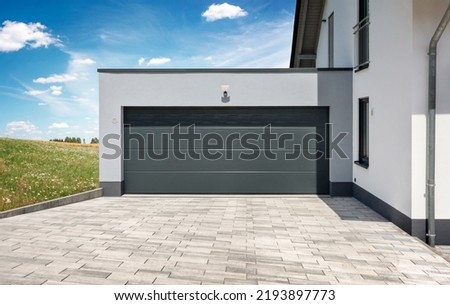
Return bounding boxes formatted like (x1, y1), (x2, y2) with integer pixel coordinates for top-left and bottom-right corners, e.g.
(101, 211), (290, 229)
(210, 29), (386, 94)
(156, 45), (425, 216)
(0, 188), (103, 219)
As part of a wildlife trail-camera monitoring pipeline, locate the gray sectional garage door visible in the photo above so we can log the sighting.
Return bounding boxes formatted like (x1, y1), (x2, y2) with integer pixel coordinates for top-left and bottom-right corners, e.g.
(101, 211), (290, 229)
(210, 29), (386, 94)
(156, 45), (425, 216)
(123, 107), (329, 194)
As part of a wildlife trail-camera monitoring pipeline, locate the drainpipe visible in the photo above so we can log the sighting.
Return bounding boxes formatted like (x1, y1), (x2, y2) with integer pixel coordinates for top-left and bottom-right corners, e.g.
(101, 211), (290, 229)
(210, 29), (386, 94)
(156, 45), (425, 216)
(426, 2), (450, 247)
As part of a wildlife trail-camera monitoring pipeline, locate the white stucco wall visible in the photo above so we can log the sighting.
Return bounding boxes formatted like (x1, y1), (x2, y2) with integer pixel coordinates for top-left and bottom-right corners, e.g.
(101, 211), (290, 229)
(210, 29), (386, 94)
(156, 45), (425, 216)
(317, 0), (356, 68)
(99, 71), (320, 183)
(353, 0), (414, 218)
(352, 0), (450, 220)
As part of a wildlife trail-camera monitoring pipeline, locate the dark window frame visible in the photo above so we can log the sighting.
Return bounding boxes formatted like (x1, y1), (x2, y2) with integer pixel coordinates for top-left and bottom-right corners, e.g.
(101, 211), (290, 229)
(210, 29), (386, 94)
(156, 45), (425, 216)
(359, 0), (369, 22)
(328, 12), (334, 68)
(354, 0), (370, 72)
(355, 97), (369, 168)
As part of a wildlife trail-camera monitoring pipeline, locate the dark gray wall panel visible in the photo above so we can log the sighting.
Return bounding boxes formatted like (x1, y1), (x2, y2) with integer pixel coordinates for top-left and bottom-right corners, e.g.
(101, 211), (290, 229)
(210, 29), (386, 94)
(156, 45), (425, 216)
(101, 182), (124, 197)
(329, 182), (353, 197)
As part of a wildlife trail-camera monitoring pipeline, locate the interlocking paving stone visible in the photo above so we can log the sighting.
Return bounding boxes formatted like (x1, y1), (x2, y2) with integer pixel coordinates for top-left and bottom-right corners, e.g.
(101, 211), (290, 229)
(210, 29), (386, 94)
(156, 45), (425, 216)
(1, 196), (450, 284)
(60, 268), (112, 279)
(154, 277), (201, 285)
(436, 246), (450, 263)
(25, 271), (68, 283)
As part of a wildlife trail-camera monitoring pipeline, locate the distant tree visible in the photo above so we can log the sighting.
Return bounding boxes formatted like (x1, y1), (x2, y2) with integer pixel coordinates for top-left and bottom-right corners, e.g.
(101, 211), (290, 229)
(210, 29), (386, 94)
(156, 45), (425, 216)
(62, 137), (84, 143)
(90, 137), (99, 144)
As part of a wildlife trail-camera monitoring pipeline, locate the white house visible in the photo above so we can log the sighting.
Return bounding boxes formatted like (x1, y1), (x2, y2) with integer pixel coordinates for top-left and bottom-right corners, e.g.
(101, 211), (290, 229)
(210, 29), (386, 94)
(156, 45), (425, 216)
(291, 0), (450, 245)
(98, 0), (450, 245)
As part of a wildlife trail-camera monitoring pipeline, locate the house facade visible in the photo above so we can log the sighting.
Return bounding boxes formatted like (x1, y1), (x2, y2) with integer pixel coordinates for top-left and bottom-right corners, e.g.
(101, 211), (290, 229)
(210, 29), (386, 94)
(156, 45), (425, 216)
(292, 0), (450, 244)
(98, 0), (450, 244)
(98, 69), (353, 196)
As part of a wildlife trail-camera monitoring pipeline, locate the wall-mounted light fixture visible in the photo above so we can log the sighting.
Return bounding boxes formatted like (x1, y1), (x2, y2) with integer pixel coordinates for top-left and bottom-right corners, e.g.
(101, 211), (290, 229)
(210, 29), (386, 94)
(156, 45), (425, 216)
(221, 85), (230, 103)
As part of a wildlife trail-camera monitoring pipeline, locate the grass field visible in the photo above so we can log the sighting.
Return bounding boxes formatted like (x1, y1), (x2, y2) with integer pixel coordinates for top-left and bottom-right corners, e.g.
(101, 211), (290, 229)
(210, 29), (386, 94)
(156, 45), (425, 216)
(0, 138), (99, 212)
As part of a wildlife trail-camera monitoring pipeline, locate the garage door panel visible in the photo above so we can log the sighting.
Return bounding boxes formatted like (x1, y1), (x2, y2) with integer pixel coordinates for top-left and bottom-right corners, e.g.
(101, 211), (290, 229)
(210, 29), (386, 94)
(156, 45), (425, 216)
(124, 172), (329, 194)
(124, 149), (328, 172)
(124, 127), (326, 150)
(123, 107), (329, 194)
(124, 107), (328, 127)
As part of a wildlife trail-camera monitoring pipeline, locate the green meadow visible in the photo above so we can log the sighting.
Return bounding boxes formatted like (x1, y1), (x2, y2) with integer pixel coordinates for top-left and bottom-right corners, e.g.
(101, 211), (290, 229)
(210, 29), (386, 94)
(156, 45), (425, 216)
(0, 138), (99, 212)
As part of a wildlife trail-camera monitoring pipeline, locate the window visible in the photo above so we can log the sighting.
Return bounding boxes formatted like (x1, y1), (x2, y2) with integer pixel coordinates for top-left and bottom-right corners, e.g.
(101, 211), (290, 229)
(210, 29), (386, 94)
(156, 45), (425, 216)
(356, 98), (369, 168)
(328, 12), (334, 68)
(354, 0), (369, 71)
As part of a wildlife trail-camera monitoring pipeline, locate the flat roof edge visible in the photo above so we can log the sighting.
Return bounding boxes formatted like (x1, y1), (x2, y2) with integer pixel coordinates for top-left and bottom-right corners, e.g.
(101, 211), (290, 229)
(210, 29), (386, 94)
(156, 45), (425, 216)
(97, 68), (318, 74)
(317, 68), (353, 72)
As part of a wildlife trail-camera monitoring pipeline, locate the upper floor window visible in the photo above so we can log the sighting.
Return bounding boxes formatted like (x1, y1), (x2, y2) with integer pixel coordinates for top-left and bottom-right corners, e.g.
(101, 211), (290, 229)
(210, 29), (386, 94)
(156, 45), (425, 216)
(354, 0), (370, 71)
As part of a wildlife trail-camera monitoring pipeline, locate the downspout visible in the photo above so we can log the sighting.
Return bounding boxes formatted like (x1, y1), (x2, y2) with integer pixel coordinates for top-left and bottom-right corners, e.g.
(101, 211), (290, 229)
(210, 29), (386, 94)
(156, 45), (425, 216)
(426, 2), (450, 247)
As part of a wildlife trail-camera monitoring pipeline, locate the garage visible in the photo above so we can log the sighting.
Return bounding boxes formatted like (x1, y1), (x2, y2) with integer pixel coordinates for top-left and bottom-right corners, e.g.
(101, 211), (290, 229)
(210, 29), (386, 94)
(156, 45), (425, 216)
(123, 107), (329, 194)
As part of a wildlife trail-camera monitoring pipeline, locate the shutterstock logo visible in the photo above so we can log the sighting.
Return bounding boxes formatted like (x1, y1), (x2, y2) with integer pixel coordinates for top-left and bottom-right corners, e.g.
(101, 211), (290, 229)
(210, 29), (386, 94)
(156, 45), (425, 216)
(102, 124), (349, 161)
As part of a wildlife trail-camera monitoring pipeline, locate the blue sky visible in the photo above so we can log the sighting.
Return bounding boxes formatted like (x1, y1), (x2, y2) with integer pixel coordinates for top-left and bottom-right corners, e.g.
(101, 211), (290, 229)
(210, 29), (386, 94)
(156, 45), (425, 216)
(0, 0), (296, 141)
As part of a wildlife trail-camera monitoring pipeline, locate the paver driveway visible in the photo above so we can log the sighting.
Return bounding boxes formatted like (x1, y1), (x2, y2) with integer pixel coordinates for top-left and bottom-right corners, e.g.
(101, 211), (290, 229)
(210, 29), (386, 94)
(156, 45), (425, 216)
(1, 196), (450, 285)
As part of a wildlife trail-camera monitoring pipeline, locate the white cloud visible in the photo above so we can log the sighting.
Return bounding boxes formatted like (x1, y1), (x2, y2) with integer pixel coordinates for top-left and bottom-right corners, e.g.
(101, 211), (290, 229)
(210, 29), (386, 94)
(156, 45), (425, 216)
(25, 89), (47, 96)
(202, 3), (248, 22)
(138, 57), (171, 66)
(138, 57), (146, 66)
(50, 85), (62, 96)
(20, 83), (72, 115)
(147, 57), (171, 66)
(24, 85), (63, 97)
(48, 122), (69, 129)
(71, 58), (96, 65)
(5, 121), (41, 135)
(33, 73), (78, 84)
(0, 20), (60, 52)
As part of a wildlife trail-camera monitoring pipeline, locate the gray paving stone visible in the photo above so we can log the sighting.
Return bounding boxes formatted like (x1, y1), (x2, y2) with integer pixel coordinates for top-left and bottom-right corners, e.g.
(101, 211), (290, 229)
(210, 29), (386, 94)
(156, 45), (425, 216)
(60, 268), (112, 279)
(25, 271), (68, 283)
(224, 278), (258, 285)
(42, 280), (74, 285)
(204, 270), (247, 281)
(135, 269), (170, 278)
(62, 274), (113, 284)
(0, 273), (47, 285)
(108, 271), (154, 284)
(1, 196), (450, 285)
(154, 277), (201, 285)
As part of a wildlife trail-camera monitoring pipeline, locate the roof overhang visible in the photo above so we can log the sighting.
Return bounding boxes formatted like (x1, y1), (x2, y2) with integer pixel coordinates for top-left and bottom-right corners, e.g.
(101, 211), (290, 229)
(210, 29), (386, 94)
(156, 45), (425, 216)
(290, 0), (326, 68)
